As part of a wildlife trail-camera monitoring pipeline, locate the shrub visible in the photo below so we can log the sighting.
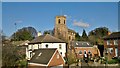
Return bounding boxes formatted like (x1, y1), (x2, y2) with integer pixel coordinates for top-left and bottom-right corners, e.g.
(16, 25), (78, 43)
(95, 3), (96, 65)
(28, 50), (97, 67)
(108, 59), (119, 64)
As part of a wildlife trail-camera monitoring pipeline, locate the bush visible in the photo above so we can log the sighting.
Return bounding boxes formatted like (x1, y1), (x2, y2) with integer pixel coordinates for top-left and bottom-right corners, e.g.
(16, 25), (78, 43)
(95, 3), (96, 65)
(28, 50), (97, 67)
(108, 59), (119, 64)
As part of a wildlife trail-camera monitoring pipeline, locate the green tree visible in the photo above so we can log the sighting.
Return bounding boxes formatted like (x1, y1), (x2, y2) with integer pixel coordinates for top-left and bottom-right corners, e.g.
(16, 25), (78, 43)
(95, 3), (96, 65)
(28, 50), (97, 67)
(2, 43), (26, 67)
(89, 27), (109, 38)
(88, 27), (109, 45)
(75, 32), (81, 41)
(11, 26), (37, 41)
(43, 31), (50, 34)
(43, 30), (54, 35)
(11, 29), (33, 41)
(67, 50), (77, 65)
(82, 29), (88, 41)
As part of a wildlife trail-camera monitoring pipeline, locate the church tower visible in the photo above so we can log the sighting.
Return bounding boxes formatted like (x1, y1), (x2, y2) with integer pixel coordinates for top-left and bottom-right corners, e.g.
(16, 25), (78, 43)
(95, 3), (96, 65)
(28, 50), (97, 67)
(54, 16), (68, 42)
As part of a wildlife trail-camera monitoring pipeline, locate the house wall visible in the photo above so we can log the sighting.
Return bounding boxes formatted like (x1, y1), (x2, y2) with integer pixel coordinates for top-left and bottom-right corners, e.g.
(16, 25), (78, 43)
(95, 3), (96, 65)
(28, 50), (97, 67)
(118, 40), (120, 57)
(48, 50), (65, 67)
(115, 48), (118, 57)
(26, 50), (32, 60)
(28, 63), (47, 68)
(74, 47), (100, 59)
(27, 43), (66, 59)
(68, 32), (75, 41)
(104, 40), (118, 58)
(26, 47), (29, 59)
(41, 43), (66, 57)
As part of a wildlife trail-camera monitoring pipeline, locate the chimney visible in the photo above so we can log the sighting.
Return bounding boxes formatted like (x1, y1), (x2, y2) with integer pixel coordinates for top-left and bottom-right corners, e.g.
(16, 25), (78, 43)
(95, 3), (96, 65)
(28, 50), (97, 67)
(37, 31), (42, 37)
(108, 31), (111, 35)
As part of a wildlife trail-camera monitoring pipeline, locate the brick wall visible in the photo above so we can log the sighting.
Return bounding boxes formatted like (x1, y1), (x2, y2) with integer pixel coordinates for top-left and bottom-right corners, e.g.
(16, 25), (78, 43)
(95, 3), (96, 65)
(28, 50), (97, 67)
(118, 40), (120, 57)
(103, 40), (118, 58)
(48, 50), (65, 66)
(74, 47), (100, 59)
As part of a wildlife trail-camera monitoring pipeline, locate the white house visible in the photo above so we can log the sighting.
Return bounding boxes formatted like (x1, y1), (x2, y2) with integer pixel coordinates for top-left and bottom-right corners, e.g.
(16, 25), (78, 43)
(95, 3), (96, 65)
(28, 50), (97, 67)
(27, 34), (67, 60)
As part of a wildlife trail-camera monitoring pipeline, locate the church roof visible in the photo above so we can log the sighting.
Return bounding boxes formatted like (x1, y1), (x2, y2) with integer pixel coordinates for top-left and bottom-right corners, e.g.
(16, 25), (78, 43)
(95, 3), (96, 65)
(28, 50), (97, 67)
(68, 29), (76, 33)
(70, 41), (93, 47)
(29, 34), (65, 44)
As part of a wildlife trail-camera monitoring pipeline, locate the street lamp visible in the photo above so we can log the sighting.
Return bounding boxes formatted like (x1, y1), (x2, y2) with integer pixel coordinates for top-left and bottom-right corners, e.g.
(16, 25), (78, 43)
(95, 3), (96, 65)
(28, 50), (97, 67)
(14, 22), (17, 41)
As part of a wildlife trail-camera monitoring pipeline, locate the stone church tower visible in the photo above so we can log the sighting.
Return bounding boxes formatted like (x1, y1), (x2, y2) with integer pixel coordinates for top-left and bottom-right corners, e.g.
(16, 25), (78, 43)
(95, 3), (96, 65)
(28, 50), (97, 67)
(54, 16), (68, 42)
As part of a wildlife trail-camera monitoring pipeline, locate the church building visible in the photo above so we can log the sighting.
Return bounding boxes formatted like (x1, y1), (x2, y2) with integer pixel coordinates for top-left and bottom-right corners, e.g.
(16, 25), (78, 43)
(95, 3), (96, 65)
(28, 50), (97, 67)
(54, 16), (76, 43)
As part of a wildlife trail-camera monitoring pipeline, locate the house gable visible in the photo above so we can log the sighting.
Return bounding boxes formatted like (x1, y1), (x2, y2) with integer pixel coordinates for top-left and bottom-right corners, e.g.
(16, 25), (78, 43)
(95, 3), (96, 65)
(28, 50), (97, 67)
(47, 50), (65, 66)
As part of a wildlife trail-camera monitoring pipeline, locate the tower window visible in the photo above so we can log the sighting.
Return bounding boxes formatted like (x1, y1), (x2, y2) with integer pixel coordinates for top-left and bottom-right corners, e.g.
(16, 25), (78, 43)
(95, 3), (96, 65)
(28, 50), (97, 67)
(64, 20), (65, 24)
(69, 36), (71, 40)
(58, 19), (60, 24)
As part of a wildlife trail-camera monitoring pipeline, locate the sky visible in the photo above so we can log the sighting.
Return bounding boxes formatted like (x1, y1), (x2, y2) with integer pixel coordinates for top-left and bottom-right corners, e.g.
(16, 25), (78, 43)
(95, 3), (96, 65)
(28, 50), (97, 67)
(2, 0), (120, 2)
(2, 2), (118, 36)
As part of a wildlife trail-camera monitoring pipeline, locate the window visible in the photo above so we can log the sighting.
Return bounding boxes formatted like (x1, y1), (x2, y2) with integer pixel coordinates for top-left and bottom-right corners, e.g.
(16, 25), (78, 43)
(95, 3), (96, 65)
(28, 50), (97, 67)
(38, 53), (42, 57)
(57, 54), (59, 59)
(88, 50), (91, 54)
(29, 45), (33, 49)
(115, 48), (118, 57)
(60, 52), (62, 55)
(39, 44), (42, 48)
(28, 45), (31, 50)
(46, 44), (48, 48)
(108, 48), (113, 54)
(107, 40), (112, 45)
(105, 48), (108, 53)
(114, 40), (118, 45)
(59, 44), (62, 49)
(69, 36), (71, 40)
(84, 50), (87, 54)
(76, 42), (78, 45)
(58, 19), (60, 24)
(30, 52), (32, 58)
(111, 49), (113, 53)
(31, 45), (33, 50)
(79, 51), (82, 54)
(58, 32), (60, 35)
(64, 20), (65, 24)
(38, 44), (39, 49)
(36, 53), (42, 59)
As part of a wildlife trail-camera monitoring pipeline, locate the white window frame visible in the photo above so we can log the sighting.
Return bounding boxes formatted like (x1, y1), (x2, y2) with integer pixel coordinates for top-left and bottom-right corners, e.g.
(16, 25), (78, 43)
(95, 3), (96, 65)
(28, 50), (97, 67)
(114, 40), (118, 45)
(108, 48), (113, 54)
(107, 40), (112, 45)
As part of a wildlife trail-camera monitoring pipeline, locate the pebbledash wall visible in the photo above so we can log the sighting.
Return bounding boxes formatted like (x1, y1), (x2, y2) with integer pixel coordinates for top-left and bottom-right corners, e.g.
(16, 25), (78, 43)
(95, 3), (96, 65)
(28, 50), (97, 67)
(26, 43), (66, 59)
